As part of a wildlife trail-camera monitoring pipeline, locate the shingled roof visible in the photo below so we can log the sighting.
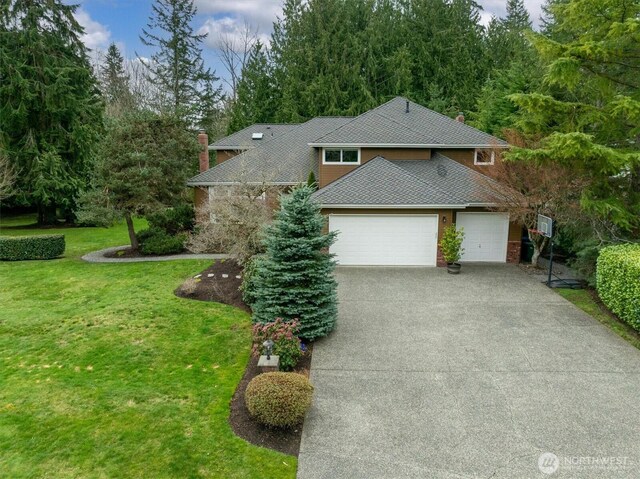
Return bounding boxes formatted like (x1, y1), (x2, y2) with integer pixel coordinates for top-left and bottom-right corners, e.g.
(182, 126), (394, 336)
(209, 123), (298, 150)
(310, 154), (500, 207)
(187, 117), (352, 186)
(310, 97), (506, 147)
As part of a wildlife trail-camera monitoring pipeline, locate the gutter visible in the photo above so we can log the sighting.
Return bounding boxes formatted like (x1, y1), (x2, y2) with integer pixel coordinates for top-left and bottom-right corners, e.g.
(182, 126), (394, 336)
(307, 143), (509, 148)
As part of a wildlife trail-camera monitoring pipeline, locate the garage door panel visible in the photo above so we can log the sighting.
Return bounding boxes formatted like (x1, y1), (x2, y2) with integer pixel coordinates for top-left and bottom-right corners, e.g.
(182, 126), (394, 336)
(329, 215), (438, 266)
(456, 213), (509, 263)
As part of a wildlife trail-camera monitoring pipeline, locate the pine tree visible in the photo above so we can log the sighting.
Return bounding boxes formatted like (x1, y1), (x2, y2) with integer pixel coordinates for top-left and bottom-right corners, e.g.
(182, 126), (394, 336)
(251, 186), (338, 341)
(101, 43), (134, 116)
(139, 0), (222, 127)
(0, 0), (103, 223)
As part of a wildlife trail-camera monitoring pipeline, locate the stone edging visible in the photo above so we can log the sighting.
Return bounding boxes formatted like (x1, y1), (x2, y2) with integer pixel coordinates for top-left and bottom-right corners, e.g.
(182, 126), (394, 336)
(81, 245), (230, 263)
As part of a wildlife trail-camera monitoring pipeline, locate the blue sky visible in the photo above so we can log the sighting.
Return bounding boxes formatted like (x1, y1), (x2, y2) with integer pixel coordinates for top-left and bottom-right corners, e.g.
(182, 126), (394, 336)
(74, 0), (545, 90)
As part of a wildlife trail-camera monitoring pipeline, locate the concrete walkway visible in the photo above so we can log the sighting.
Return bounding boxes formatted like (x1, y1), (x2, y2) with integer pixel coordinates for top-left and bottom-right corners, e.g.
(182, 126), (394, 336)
(81, 245), (229, 263)
(298, 264), (640, 478)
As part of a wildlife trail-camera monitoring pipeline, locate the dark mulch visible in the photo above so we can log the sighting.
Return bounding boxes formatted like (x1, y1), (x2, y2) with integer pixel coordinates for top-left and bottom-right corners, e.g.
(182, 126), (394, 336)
(176, 260), (313, 455)
(174, 259), (247, 312)
(228, 347), (313, 457)
(104, 247), (190, 259)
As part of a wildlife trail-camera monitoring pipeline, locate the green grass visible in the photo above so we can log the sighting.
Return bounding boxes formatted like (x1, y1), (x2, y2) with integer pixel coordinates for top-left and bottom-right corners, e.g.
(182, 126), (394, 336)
(557, 288), (640, 350)
(0, 215), (296, 479)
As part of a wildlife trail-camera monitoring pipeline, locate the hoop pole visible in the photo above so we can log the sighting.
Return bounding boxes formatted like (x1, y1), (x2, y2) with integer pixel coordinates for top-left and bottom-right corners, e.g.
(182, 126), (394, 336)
(547, 236), (553, 288)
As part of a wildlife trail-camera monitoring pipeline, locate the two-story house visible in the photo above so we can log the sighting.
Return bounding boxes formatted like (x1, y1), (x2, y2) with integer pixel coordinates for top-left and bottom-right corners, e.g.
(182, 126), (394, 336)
(187, 97), (521, 267)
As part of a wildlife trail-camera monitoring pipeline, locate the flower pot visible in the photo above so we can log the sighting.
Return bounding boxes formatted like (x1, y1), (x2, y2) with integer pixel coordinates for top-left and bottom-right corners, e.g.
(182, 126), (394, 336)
(446, 262), (461, 274)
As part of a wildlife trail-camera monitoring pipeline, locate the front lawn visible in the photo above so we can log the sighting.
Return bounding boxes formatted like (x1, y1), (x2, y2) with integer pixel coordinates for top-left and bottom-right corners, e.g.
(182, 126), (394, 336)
(0, 216), (296, 478)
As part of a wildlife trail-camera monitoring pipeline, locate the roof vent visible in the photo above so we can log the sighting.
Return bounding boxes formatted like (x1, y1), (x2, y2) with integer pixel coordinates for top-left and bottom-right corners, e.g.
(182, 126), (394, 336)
(252, 132), (264, 140)
(405, 100), (410, 113)
(437, 164), (447, 177)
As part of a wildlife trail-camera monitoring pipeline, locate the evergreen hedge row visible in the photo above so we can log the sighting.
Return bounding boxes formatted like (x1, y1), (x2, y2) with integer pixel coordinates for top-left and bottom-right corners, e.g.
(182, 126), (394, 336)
(596, 243), (640, 331)
(0, 235), (66, 261)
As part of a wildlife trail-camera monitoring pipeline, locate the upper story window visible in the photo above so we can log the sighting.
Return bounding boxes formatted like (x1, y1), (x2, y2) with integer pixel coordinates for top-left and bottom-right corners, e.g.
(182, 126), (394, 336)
(474, 149), (495, 165)
(323, 148), (360, 165)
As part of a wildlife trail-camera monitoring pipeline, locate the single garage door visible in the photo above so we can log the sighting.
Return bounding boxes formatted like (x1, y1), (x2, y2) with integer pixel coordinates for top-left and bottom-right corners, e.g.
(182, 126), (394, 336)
(329, 215), (438, 266)
(456, 212), (509, 262)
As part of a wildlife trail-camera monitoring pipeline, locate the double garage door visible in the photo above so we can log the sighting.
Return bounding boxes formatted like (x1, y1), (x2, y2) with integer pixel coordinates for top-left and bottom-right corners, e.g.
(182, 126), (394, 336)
(329, 213), (509, 266)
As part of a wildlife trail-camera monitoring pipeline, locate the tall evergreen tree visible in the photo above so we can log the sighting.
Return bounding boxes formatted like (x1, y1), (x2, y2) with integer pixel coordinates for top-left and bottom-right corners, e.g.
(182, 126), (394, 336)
(0, 0), (103, 223)
(101, 42), (134, 117)
(228, 41), (278, 133)
(485, 0), (533, 71)
(508, 0), (640, 236)
(251, 186), (338, 341)
(139, 0), (222, 127)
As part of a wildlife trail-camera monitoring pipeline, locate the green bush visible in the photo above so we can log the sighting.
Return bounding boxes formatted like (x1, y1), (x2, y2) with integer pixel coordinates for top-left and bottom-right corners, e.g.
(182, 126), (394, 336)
(146, 204), (195, 235)
(440, 224), (465, 263)
(596, 243), (640, 331)
(240, 254), (265, 306)
(245, 372), (313, 428)
(0, 235), (65, 261)
(139, 229), (186, 255)
(252, 318), (302, 371)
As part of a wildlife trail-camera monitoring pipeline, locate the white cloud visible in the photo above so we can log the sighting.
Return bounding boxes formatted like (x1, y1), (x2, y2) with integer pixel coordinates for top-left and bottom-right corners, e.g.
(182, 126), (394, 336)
(74, 8), (111, 50)
(194, 0), (283, 32)
(477, 0), (545, 28)
(198, 16), (271, 50)
(195, 0), (282, 50)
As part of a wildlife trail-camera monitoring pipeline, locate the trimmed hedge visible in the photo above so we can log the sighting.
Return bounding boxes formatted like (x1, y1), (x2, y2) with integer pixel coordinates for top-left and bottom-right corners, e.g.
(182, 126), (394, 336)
(245, 372), (313, 428)
(0, 235), (65, 261)
(138, 229), (186, 255)
(596, 243), (640, 331)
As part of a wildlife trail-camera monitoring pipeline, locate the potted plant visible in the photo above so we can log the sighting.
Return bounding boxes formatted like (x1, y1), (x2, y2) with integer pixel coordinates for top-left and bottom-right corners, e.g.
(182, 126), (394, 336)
(440, 224), (465, 274)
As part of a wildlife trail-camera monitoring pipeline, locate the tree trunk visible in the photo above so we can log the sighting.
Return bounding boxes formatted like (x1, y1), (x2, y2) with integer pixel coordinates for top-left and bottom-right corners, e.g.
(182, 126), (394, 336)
(528, 231), (548, 266)
(37, 203), (57, 225)
(125, 213), (139, 250)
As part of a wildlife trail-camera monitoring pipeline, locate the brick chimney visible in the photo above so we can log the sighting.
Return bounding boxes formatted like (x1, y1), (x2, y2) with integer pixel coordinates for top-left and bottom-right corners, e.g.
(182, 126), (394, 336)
(455, 112), (465, 123)
(198, 130), (209, 172)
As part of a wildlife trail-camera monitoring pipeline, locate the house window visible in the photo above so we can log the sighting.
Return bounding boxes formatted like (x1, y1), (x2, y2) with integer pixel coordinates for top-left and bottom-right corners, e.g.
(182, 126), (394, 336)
(474, 149), (495, 165)
(323, 148), (360, 165)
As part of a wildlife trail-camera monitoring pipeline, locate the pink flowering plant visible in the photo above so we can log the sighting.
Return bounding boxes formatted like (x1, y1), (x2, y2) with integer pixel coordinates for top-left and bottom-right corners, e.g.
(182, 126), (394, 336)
(252, 318), (302, 371)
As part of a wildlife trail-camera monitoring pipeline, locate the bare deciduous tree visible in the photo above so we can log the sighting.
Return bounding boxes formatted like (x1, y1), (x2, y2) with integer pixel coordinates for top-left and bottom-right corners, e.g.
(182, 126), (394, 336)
(215, 21), (259, 101)
(187, 181), (282, 265)
(478, 139), (588, 265)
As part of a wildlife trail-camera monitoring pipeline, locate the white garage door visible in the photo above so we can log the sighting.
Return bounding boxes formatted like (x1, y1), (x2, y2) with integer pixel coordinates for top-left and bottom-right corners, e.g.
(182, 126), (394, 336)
(329, 215), (438, 266)
(456, 212), (509, 262)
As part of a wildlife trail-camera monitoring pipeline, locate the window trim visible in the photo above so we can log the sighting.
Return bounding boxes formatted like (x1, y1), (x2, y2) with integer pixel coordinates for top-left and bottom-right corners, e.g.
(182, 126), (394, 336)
(474, 149), (495, 165)
(322, 147), (361, 165)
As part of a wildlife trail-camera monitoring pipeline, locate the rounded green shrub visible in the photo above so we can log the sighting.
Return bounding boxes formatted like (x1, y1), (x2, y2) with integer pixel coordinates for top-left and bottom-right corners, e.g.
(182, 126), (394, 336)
(139, 230), (186, 255)
(597, 243), (640, 331)
(0, 235), (65, 261)
(245, 372), (314, 428)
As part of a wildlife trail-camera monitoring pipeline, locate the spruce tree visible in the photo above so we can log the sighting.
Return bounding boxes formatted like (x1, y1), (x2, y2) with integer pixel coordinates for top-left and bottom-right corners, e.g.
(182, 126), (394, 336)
(139, 0), (222, 127)
(101, 43), (134, 116)
(0, 0), (103, 223)
(251, 186), (338, 341)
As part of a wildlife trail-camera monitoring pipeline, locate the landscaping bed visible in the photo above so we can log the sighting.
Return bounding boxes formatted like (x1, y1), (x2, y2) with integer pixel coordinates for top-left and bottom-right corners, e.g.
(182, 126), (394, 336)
(174, 259), (247, 312)
(229, 347), (313, 456)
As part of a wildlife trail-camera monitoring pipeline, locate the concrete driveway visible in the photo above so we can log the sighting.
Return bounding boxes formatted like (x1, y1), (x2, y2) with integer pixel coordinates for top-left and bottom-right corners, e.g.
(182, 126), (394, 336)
(297, 265), (640, 478)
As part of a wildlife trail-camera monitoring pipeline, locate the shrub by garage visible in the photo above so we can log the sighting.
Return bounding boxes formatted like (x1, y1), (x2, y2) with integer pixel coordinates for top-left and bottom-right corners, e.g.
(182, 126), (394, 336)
(245, 372), (313, 428)
(0, 235), (65, 261)
(596, 243), (640, 331)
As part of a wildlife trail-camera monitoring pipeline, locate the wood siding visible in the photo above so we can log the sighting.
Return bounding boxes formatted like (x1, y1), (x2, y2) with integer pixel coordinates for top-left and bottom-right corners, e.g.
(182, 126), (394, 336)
(215, 149), (243, 165)
(436, 148), (498, 176)
(318, 148), (432, 188)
